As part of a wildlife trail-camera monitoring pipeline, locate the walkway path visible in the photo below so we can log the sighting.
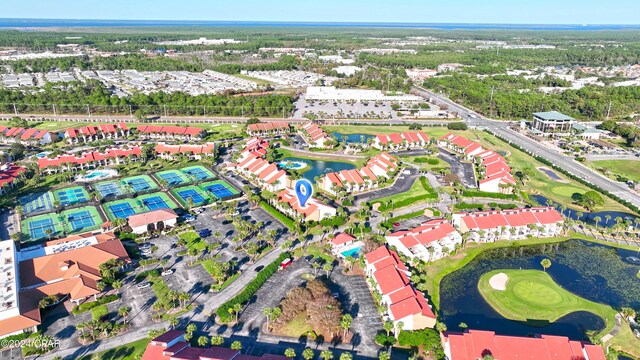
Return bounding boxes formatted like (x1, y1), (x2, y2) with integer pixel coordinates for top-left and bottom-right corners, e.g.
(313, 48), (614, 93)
(600, 313), (622, 343)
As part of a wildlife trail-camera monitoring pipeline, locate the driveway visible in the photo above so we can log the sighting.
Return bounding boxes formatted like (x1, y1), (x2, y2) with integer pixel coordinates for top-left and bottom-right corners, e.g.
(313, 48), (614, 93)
(354, 168), (419, 205)
(438, 147), (476, 188)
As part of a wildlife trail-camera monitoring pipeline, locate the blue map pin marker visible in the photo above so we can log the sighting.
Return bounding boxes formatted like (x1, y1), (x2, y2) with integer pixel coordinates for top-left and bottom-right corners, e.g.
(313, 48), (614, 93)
(295, 179), (314, 208)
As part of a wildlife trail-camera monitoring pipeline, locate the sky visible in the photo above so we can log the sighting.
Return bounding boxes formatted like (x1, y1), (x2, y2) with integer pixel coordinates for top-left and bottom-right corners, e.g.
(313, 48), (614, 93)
(3, 0), (640, 25)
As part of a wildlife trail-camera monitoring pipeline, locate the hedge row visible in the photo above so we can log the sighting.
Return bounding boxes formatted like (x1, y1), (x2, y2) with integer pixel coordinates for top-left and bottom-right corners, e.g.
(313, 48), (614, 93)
(462, 190), (518, 200)
(216, 252), (291, 323)
(454, 202), (518, 211)
(486, 130), (640, 214)
(380, 210), (424, 229)
(377, 176), (438, 212)
(259, 201), (295, 230)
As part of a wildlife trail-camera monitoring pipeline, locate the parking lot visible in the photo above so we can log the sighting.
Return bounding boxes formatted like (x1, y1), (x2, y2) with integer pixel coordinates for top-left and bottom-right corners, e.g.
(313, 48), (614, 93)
(354, 167), (419, 205)
(294, 95), (399, 120)
(438, 147), (476, 188)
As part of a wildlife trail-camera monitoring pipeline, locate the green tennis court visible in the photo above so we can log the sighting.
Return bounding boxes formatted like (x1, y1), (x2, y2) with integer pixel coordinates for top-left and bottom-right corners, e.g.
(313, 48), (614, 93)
(182, 165), (216, 182)
(21, 213), (65, 241)
(155, 170), (192, 186)
(172, 186), (211, 207)
(53, 186), (90, 206)
(63, 206), (102, 233)
(200, 180), (240, 200)
(122, 175), (159, 192)
(138, 192), (178, 210)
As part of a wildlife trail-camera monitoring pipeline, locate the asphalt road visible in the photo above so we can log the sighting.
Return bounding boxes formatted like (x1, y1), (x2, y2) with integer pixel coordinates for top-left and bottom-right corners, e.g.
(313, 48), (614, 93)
(412, 85), (640, 211)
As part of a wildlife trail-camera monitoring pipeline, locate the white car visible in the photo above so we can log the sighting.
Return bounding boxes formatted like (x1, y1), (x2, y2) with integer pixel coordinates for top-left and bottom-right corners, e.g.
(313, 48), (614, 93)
(161, 269), (174, 276)
(137, 282), (151, 289)
(402, 170), (411, 175)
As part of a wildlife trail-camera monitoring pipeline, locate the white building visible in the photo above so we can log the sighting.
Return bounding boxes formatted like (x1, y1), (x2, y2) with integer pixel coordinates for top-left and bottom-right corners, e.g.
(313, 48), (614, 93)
(386, 219), (462, 263)
(306, 86), (422, 102)
(127, 209), (178, 235)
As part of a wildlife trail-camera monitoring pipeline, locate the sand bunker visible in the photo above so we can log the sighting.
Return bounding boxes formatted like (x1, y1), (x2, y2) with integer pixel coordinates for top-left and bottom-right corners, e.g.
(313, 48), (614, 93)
(489, 272), (509, 291)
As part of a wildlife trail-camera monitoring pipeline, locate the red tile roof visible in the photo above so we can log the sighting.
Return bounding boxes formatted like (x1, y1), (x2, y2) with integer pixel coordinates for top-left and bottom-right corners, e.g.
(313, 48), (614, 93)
(127, 209), (178, 229)
(247, 121), (290, 133)
(137, 125), (203, 136)
(0, 164), (26, 187)
(459, 207), (562, 230)
(37, 147), (142, 169)
(330, 233), (356, 246)
(445, 330), (605, 360)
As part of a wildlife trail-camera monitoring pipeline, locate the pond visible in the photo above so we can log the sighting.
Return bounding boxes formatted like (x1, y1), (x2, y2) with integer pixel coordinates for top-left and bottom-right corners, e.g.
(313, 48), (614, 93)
(281, 157), (357, 183)
(532, 195), (639, 228)
(439, 239), (640, 340)
(332, 132), (374, 144)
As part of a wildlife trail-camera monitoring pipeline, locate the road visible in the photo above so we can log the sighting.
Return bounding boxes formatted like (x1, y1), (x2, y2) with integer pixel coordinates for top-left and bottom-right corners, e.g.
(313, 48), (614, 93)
(412, 86), (640, 211)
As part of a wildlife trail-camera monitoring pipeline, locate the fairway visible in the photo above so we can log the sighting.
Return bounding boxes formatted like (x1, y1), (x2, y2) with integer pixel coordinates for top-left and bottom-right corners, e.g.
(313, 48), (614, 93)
(478, 269), (615, 327)
(592, 159), (640, 182)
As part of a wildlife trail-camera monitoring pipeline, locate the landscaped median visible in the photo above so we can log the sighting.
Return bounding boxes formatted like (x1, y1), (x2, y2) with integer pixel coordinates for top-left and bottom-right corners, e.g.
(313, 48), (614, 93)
(216, 252), (290, 323)
(372, 176), (438, 212)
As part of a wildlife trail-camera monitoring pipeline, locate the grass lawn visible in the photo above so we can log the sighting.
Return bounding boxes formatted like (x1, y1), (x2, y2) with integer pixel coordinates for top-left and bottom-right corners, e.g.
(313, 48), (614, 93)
(77, 338), (150, 360)
(372, 176), (436, 210)
(276, 313), (314, 337)
(178, 231), (207, 251)
(323, 124), (450, 138)
(478, 269), (615, 328)
(277, 147), (362, 165)
(91, 304), (109, 321)
(591, 160), (640, 182)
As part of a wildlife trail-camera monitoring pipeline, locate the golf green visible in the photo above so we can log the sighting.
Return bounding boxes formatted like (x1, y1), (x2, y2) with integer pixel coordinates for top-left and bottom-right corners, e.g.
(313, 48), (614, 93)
(478, 269), (615, 324)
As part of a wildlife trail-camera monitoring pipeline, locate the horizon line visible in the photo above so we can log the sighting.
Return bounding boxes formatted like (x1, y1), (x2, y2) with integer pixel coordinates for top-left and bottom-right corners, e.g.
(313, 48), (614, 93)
(1, 17), (640, 27)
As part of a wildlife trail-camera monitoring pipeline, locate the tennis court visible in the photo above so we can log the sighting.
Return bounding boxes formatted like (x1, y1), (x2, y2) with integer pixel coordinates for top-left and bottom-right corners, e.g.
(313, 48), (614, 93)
(139, 192), (178, 211)
(21, 214), (63, 241)
(54, 186), (90, 206)
(20, 192), (54, 215)
(201, 180), (239, 200)
(182, 165), (215, 181)
(106, 202), (136, 219)
(172, 186), (210, 207)
(64, 207), (101, 232)
(155, 170), (191, 186)
(122, 175), (158, 192)
(94, 180), (128, 198)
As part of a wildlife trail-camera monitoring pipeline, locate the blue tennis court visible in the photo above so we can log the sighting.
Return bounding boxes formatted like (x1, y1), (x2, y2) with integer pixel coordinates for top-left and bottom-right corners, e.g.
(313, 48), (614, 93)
(157, 172), (186, 185)
(205, 183), (234, 199)
(55, 187), (88, 206)
(95, 181), (125, 198)
(20, 192), (54, 215)
(177, 189), (205, 204)
(67, 210), (96, 231)
(28, 218), (56, 240)
(183, 167), (214, 181)
(142, 196), (170, 210)
(109, 202), (136, 219)
(125, 178), (153, 192)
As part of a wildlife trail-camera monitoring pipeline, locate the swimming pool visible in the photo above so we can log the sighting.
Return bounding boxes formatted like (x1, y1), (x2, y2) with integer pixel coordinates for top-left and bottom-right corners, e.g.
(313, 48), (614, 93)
(340, 246), (362, 258)
(76, 169), (119, 183)
(278, 160), (308, 170)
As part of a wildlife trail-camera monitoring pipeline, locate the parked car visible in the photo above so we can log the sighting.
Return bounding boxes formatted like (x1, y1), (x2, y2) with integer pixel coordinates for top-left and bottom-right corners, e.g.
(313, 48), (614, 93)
(137, 282), (151, 289)
(182, 215), (196, 223)
(161, 269), (174, 276)
(393, 222), (400, 228)
(139, 243), (152, 250)
(198, 229), (212, 238)
(280, 258), (293, 270)
(254, 265), (265, 272)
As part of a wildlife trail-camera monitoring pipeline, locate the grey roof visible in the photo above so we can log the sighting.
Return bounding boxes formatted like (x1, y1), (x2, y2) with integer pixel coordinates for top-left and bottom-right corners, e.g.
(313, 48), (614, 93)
(533, 111), (575, 121)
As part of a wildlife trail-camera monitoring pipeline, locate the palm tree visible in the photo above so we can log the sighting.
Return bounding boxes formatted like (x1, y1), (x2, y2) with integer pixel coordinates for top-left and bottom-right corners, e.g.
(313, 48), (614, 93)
(594, 216), (601, 229)
(383, 320), (394, 336)
(341, 314), (353, 337)
(302, 348), (315, 360)
(541, 258), (552, 272)
(378, 352), (391, 360)
(211, 334), (224, 346)
(118, 306), (130, 324)
(284, 348), (296, 359)
(605, 214), (612, 225)
(169, 316), (179, 329)
(230, 340), (242, 350)
(198, 336), (209, 347)
(340, 353), (353, 360)
(233, 303), (242, 323)
(323, 263), (333, 277)
(320, 350), (334, 360)
(45, 228), (53, 240)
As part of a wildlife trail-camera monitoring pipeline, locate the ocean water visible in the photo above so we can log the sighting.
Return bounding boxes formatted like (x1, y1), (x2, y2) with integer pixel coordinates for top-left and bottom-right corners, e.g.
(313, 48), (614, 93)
(0, 18), (639, 30)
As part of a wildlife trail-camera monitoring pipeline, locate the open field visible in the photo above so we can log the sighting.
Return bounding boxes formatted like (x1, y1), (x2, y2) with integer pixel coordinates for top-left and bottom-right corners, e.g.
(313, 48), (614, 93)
(324, 124), (450, 138)
(591, 159), (640, 182)
(478, 269), (615, 326)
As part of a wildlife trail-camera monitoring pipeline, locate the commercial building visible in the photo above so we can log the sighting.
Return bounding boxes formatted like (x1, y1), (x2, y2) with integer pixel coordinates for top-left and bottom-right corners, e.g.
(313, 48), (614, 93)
(442, 330), (605, 360)
(439, 133), (516, 193)
(452, 207), (564, 243)
(127, 209), (178, 234)
(531, 111), (576, 137)
(319, 152), (399, 195)
(306, 86), (422, 102)
(365, 246), (437, 333)
(142, 330), (287, 360)
(372, 131), (430, 150)
(386, 219), (462, 263)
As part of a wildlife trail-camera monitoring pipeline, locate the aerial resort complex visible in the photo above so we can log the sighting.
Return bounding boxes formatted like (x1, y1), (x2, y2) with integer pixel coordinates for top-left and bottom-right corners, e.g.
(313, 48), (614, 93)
(0, 3), (639, 360)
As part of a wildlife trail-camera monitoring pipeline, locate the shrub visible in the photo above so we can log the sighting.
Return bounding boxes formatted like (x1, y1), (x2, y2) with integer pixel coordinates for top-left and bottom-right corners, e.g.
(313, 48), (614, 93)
(71, 294), (118, 315)
(462, 190), (518, 200)
(374, 331), (396, 347)
(91, 304), (109, 321)
(216, 252), (290, 322)
(447, 122), (468, 130)
(398, 329), (446, 359)
(259, 201), (295, 230)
